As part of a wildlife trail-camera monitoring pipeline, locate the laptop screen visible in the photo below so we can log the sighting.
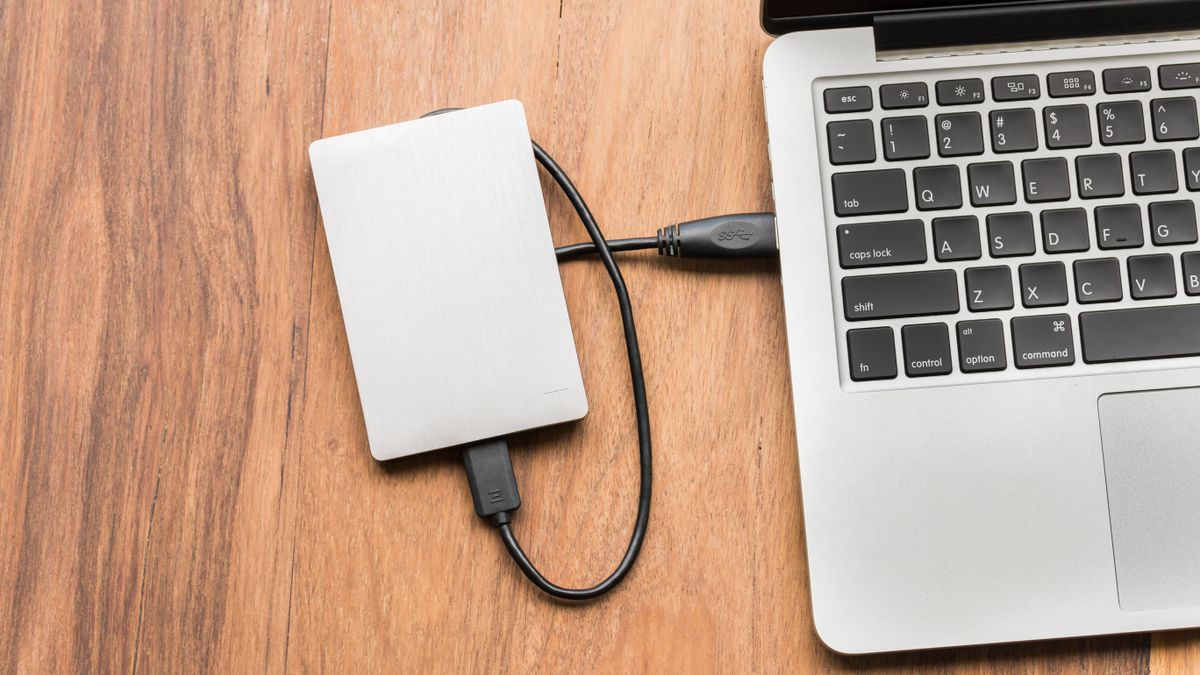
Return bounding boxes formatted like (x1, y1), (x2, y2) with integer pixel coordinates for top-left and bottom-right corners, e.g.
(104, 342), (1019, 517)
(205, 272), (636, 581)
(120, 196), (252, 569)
(763, 0), (1064, 31)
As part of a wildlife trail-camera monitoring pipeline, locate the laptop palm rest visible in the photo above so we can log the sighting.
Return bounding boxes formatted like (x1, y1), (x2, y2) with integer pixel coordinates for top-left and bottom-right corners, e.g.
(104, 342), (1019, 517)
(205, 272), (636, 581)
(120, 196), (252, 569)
(1100, 388), (1200, 612)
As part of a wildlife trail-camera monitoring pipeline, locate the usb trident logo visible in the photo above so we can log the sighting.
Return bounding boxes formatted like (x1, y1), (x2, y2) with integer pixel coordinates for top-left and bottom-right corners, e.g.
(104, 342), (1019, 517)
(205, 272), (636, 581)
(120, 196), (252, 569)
(716, 229), (753, 242)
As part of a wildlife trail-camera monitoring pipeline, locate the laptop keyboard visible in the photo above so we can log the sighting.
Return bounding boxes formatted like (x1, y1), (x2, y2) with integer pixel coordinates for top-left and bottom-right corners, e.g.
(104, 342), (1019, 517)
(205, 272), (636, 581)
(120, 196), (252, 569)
(816, 56), (1200, 389)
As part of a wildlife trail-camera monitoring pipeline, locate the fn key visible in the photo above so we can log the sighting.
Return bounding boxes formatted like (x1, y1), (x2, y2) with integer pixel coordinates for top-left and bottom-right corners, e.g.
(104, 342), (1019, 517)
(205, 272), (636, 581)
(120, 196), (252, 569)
(848, 327), (897, 381)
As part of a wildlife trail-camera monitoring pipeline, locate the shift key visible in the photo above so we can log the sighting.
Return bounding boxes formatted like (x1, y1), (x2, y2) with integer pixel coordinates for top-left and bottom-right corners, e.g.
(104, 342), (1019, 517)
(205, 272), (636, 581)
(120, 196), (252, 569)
(843, 270), (959, 320)
(833, 169), (908, 216)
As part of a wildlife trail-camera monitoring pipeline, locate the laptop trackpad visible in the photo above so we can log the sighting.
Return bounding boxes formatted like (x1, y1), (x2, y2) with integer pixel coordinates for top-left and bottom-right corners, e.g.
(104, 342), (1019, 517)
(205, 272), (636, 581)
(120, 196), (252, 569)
(1100, 388), (1200, 612)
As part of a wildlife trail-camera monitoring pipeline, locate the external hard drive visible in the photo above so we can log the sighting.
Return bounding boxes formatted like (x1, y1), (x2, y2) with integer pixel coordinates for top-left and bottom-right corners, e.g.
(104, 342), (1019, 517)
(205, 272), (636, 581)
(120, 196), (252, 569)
(309, 100), (587, 460)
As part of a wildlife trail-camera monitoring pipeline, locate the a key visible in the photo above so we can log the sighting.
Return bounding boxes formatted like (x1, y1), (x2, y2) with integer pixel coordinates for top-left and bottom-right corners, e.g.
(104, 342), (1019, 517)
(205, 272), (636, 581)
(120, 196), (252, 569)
(967, 161), (1017, 206)
(936, 112), (985, 157)
(902, 323), (953, 377)
(1184, 252), (1200, 295)
(827, 120), (876, 165)
(957, 319), (1008, 373)
(1045, 105), (1092, 149)
(1130, 150), (1179, 194)
(825, 87), (872, 113)
(1103, 67), (1152, 94)
(964, 266), (1014, 311)
(1041, 208), (1090, 253)
(1160, 64), (1200, 90)
(1012, 314), (1075, 368)
(1098, 101), (1145, 145)
(933, 216), (982, 262)
(1149, 200), (1199, 245)
(881, 116), (930, 161)
(987, 212), (1036, 257)
(1076, 153), (1125, 198)
(1022, 157), (1071, 202)
(992, 75), (1040, 102)
(837, 219), (927, 268)
(914, 165), (962, 210)
(880, 82), (929, 109)
(847, 327), (897, 381)
(936, 78), (986, 105)
(1128, 254), (1177, 299)
(1186, 148), (1200, 190)
(1074, 258), (1124, 303)
(1080, 305), (1200, 363)
(1152, 97), (1200, 141)
(990, 109), (1038, 153)
(832, 169), (908, 216)
(1048, 71), (1097, 97)
(1095, 204), (1145, 249)
(842, 270), (960, 321)
(1019, 261), (1069, 308)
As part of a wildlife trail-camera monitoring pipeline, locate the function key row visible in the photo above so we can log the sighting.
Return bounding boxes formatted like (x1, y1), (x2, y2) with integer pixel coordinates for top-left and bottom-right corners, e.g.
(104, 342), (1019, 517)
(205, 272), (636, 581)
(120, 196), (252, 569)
(832, 150), (1200, 217)
(827, 99), (1200, 165)
(848, 301), (1200, 381)
(824, 64), (1200, 113)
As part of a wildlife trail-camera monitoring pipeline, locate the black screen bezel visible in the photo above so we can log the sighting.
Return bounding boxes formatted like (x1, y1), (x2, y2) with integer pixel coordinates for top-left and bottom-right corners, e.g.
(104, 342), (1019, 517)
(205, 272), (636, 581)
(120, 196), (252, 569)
(760, 0), (1062, 36)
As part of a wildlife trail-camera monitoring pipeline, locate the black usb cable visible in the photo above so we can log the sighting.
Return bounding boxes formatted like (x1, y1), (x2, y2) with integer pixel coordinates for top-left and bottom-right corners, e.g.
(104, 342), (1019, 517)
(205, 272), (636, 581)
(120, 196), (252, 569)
(460, 131), (777, 601)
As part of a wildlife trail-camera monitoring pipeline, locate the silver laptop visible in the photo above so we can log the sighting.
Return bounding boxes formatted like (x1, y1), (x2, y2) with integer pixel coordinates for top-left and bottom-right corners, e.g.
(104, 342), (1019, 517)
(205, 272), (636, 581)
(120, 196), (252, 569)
(761, 0), (1200, 654)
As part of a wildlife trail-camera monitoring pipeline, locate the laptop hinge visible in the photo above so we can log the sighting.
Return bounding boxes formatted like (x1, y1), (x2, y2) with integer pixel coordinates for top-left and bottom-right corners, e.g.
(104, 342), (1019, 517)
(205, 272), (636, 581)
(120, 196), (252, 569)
(874, 0), (1200, 53)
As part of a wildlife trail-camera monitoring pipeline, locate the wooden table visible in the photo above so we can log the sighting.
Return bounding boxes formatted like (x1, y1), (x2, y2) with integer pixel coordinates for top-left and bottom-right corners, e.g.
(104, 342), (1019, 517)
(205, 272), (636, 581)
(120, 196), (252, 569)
(2, 0), (1197, 671)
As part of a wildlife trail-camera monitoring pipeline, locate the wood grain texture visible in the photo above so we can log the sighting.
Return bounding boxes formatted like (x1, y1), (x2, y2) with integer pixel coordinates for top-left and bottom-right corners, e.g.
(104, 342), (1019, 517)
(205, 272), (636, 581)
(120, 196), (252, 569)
(1, 0), (1198, 672)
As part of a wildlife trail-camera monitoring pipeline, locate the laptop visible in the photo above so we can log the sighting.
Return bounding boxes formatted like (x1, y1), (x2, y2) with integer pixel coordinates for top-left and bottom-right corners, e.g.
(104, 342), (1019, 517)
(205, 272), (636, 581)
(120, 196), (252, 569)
(761, 0), (1200, 654)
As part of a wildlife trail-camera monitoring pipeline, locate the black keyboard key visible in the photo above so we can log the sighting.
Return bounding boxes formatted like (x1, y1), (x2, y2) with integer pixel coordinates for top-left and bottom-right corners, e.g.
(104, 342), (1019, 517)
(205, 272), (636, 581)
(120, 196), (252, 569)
(937, 78), (986, 105)
(1153, 97), (1200, 141)
(837, 219), (927, 268)
(1095, 204), (1145, 249)
(957, 319), (1008, 373)
(881, 116), (930, 161)
(1041, 208), (1090, 253)
(914, 165), (962, 211)
(933, 216), (982, 262)
(1076, 153), (1125, 198)
(992, 75), (1041, 102)
(1186, 148), (1200, 190)
(1128, 254), (1177, 299)
(965, 266), (1014, 311)
(842, 270), (959, 321)
(1104, 67), (1152, 94)
(1019, 261), (1069, 308)
(880, 82), (930, 109)
(1045, 105), (1092, 149)
(902, 323), (953, 377)
(936, 112), (984, 157)
(1022, 157), (1071, 202)
(825, 86), (872, 113)
(1074, 258), (1123, 303)
(847, 327), (897, 381)
(1130, 150), (1179, 194)
(827, 120), (876, 165)
(1080, 305), (1200, 363)
(832, 169), (908, 216)
(1012, 314), (1075, 368)
(990, 109), (1038, 153)
(1149, 200), (1198, 245)
(1098, 101), (1145, 145)
(1048, 71), (1097, 97)
(987, 212), (1036, 257)
(1160, 64), (1200, 90)
(1184, 252), (1200, 295)
(968, 161), (1017, 206)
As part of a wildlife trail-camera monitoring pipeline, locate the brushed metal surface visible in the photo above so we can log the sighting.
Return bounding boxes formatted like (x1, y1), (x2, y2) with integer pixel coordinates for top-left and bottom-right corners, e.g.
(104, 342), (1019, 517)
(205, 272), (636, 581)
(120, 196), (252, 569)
(309, 101), (587, 460)
(763, 29), (1200, 653)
